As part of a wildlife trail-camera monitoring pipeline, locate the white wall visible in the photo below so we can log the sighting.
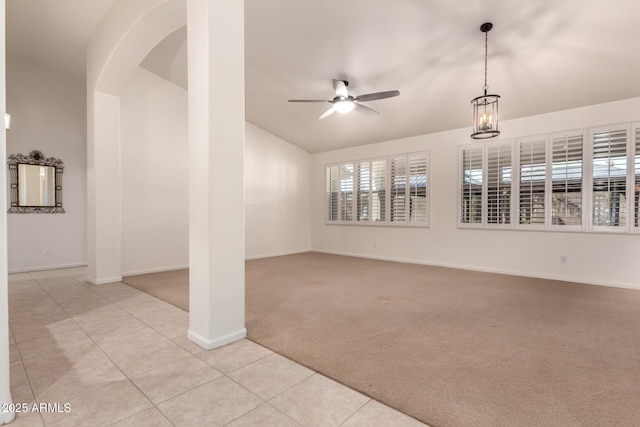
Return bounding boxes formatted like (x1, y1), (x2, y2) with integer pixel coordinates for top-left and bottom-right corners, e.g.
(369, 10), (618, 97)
(245, 122), (311, 259)
(311, 97), (640, 289)
(120, 67), (311, 275)
(6, 57), (87, 273)
(120, 67), (189, 275)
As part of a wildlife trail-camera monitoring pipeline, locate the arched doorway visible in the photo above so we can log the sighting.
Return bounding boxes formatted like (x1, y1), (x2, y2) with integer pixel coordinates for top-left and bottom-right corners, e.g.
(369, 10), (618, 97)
(87, 0), (246, 350)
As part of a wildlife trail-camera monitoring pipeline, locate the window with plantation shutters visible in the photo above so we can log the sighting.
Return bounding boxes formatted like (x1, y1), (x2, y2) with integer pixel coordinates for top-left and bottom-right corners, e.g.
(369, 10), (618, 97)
(408, 155), (428, 223)
(635, 125), (640, 230)
(486, 142), (512, 225)
(551, 132), (584, 227)
(457, 121), (640, 234)
(390, 157), (407, 222)
(357, 161), (370, 222)
(371, 160), (386, 222)
(460, 146), (483, 225)
(325, 165), (339, 221)
(518, 137), (546, 226)
(339, 163), (354, 221)
(592, 126), (628, 229)
(325, 152), (429, 227)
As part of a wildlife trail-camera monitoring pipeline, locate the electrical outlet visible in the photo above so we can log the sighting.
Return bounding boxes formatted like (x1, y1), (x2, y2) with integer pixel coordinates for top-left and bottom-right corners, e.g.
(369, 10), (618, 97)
(560, 255), (567, 264)
(43, 249), (50, 256)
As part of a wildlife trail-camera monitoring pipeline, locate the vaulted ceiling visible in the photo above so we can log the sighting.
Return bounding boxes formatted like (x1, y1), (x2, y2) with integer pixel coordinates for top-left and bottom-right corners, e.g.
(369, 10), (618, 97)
(7, 0), (640, 153)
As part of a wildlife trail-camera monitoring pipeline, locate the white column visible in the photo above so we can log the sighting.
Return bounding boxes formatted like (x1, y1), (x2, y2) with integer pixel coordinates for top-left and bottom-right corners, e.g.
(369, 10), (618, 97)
(86, 91), (122, 285)
(187, 0), (246, 349)
(1, 0), (16, 422)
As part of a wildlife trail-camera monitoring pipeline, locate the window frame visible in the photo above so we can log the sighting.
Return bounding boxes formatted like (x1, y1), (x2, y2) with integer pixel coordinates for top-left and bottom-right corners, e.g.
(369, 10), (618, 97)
(458, 145), (485, 229)
(547, 129), (587, 233)
(589, 123), (631, 234)
(633, 122), (640, 234)
(458, 141), (515, 229)
(514, 134), (548, 231)
(484, 139), (515, 229)
(459, 122), (640, 235)
(325, 151), (430, 228)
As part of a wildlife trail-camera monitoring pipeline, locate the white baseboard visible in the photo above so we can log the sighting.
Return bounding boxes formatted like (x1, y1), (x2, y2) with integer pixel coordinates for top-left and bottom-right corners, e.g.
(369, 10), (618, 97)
(245, 249), (311, 261)
(87, 276), (123, 285)
(8, 262), (87, 274)
(187, 327), (247, 350)
(122, 251), (312, 275)
(122, 264), (189, 277)
(312, 249), (640, 292)
(112, 252), (311, 277)
(0, 411), (16, 425)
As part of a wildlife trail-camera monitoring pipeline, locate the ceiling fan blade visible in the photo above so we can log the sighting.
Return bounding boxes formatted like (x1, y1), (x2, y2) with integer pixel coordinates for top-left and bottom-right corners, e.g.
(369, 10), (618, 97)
(288, 99), (330, 103)
(332, 79), (349, 98)
(354, 90), (400, 102)
(318, 106), (337, 120)
(353, 103), (379, 116)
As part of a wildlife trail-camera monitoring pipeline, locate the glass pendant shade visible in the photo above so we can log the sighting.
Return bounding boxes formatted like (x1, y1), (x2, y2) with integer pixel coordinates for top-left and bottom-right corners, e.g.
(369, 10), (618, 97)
(471, 93), (500, 139)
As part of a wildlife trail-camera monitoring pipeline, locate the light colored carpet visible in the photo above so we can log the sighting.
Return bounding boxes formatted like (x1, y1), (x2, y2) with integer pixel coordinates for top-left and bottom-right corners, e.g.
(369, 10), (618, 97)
(123, 269), (188, 311)
(124, 252), (640, 427)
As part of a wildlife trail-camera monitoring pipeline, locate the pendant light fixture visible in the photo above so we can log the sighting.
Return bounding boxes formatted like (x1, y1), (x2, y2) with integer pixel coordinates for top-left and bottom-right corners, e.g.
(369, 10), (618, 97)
(471, 22), (500, 139)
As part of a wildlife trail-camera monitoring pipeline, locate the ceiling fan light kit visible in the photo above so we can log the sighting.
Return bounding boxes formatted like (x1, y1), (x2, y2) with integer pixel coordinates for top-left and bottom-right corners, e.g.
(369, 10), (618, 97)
(289, 79), (399, 120)
(471, 22), (500, 140)
(334, 98), (356, 114)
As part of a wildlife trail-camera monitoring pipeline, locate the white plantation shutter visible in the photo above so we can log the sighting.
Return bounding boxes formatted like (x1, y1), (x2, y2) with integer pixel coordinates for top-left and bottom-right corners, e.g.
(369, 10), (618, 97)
(339, 163), (354, 221)
(357, 161), (370, 222)
(324, 153), (428, 227)
(371, 159), (386, 222)
(455, 121), (640, 234)
(518, 136), (546, 226)
(408, 154), (428, 223)
(460, 146), (483, 225)
(486, 142), (512, 225)
(592, 126), (628, 229)
(325, 165), (339, 221)
(635, 125), (640, 230)
(390, 157), (407, 222)
(551, 132), (584, 228)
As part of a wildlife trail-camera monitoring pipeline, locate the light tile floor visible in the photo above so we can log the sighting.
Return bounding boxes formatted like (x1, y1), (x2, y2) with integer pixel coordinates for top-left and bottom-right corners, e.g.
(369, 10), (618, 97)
(7, 267), (427, 426)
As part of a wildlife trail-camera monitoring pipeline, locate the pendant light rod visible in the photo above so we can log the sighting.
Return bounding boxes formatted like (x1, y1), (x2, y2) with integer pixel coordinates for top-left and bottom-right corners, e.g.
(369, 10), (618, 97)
(481, 22), (492, 94)
(471, 22), (500, 140)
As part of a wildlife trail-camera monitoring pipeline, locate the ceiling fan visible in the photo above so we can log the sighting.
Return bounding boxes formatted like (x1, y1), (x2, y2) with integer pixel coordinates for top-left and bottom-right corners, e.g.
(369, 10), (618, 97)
(288, 79), (400, 120)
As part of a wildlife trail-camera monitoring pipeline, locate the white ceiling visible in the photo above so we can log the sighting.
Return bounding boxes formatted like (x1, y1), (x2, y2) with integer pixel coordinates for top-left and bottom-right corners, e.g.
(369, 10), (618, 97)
(7, 0), (640, 153)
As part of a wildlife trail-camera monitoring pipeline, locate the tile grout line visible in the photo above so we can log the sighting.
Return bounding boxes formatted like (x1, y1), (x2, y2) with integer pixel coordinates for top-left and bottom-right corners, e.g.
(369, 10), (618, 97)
(90, 281), (376, 426)
(71, 280), (195, 381)
(338, 397), (372, 426)
(18, 272), (292, 426)
(25, 271), (162, 427)
(8, 320), (46, 426)
(32, 271), (186, 427)
(63, 275), (206, 426)
(10, 273), (64, 426)
(85, 280), (192, 349)
(221, 402), (302, 427)
(71, 274), (380, 426)
(263, 401), (305, 427)
(12, 268), (421, 426)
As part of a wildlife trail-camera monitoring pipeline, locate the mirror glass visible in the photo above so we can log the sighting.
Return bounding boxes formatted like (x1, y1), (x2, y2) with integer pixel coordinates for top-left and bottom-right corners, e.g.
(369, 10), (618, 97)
(18, 164), (56, 207)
